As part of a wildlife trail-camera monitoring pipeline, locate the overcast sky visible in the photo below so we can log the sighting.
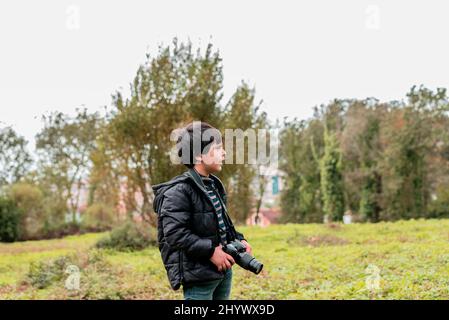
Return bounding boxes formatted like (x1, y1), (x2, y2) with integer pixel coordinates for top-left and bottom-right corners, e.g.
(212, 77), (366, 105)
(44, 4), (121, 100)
(1, 0), (449, 154)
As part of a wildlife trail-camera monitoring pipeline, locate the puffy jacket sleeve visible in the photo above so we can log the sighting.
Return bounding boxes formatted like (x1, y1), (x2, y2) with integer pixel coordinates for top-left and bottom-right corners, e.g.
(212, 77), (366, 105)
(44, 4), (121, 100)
(161, 183), (215, 259)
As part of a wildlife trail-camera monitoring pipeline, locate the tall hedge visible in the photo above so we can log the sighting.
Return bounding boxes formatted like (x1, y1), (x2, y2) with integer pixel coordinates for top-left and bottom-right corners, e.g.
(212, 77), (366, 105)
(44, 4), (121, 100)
(0, 197), (21, 242)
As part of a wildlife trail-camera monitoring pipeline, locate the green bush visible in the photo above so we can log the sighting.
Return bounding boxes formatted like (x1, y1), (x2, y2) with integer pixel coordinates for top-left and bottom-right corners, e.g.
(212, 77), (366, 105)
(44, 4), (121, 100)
(8, 182), (45, 240)
(41, 221), (81, 239)
(82, 203), (116, 232)
(428, 186), (449, 218)
(24, 250), (110, 291)
(0, 196), (21, 242)
(26, 256), (73, 289)
(96, 221), (157, 251)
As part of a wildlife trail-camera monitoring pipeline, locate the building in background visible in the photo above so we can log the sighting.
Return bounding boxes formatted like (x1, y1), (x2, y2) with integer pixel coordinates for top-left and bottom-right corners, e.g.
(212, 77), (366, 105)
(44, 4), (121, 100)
(246, 165), (284, 227)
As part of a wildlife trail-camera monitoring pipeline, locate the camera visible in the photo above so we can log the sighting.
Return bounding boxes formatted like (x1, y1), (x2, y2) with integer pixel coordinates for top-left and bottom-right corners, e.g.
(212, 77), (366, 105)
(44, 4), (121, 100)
(222, 240), (263, 274)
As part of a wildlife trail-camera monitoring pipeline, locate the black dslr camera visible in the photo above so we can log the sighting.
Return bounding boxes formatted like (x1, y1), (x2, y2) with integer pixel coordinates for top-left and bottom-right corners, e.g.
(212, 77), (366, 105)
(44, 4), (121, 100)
(222, 240), (263, 274)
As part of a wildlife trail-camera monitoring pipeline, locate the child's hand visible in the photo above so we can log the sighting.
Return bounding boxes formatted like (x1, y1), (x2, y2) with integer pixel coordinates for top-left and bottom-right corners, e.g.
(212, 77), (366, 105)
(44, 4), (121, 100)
(210, 245), (235, 272)
(241, 240), (252, 255)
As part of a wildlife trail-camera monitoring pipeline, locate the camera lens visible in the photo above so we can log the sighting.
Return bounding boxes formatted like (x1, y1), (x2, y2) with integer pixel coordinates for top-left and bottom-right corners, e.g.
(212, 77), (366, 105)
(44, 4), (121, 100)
(249, 259), (263, 274)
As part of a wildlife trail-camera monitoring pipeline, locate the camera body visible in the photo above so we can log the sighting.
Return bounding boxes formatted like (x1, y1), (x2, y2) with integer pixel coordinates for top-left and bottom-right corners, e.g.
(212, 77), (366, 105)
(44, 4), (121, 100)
(222, 240), (263, 274)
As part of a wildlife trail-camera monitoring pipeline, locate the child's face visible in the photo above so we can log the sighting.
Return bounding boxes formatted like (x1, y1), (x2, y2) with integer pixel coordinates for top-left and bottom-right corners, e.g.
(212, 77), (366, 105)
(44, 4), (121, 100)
(201, 141), (226, 173)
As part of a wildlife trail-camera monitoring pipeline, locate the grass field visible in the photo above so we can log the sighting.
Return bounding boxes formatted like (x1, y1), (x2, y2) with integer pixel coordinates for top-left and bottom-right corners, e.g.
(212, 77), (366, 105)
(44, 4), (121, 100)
(1, 219), (449, 299)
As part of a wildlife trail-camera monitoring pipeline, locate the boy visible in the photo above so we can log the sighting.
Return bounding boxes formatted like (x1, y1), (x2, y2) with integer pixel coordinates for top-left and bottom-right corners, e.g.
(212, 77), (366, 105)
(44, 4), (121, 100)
(152, 121), (252, 300)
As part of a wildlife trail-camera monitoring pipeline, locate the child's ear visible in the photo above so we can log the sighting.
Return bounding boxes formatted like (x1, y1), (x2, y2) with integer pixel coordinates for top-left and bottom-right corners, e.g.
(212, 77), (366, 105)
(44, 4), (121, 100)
(194, 154), (203, 163)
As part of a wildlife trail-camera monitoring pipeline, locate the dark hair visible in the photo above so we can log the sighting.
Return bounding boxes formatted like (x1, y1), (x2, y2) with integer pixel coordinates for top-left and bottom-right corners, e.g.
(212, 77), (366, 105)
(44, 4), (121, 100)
(176, 121), (222, 168)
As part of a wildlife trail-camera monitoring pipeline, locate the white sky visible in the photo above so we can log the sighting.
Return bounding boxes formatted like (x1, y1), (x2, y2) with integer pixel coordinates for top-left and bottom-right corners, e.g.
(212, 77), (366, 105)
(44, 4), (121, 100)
(1, 0), (449, 154)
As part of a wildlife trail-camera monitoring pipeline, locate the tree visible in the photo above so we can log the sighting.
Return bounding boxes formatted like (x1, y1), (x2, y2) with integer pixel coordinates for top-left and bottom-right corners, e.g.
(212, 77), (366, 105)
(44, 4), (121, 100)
(35, 108), (102, 223)
(320, 125), (345, 222)
(0, 196), (21, 242)
(279, 86), (449, 223)
(340, 100), (384, 222)
(101, 39), (224, 224)
(7, 182), (45, 239)
(97, 39), (267, 225)
(382, 86), (448, 219)
(0, 126), (32, 188)
(221, 82), (267, 223)
(279, 116), (326, 223)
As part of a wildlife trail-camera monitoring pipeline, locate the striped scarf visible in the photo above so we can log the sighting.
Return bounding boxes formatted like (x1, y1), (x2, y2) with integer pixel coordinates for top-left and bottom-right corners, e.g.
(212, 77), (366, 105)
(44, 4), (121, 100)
(201, 177), (228, 245)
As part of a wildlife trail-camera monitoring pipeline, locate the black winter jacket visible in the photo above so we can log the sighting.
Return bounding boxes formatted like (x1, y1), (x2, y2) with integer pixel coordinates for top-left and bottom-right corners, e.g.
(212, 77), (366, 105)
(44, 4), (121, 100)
(152, 168), (245, 290)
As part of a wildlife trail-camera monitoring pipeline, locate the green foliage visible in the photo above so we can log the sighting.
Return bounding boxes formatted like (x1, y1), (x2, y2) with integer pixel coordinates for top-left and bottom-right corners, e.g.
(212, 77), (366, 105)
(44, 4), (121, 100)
(359, 172), (382, 222)
(280, 87), (449, 223)
(343, 106), (383, 222)
(41, 221), (81, 240)
(101, 40), (225, 225)
(24, 249), (122, 298)
(383, 108), (430, 219)
(35, 108), (102, 224)
(96, 221), (157, 251)
(279, 119), (323, 223)
(0, 126), (32, 187)
(96, 39), (266, 225)
(428, 185), (449, 218)
(0, 197), (21, 242)
(320, 127), (345, 221)
(82, 203), (116, 232)
(220, 83), (267, 223)
(26, 256), (73, 289)
(7, 182), (45, 240)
